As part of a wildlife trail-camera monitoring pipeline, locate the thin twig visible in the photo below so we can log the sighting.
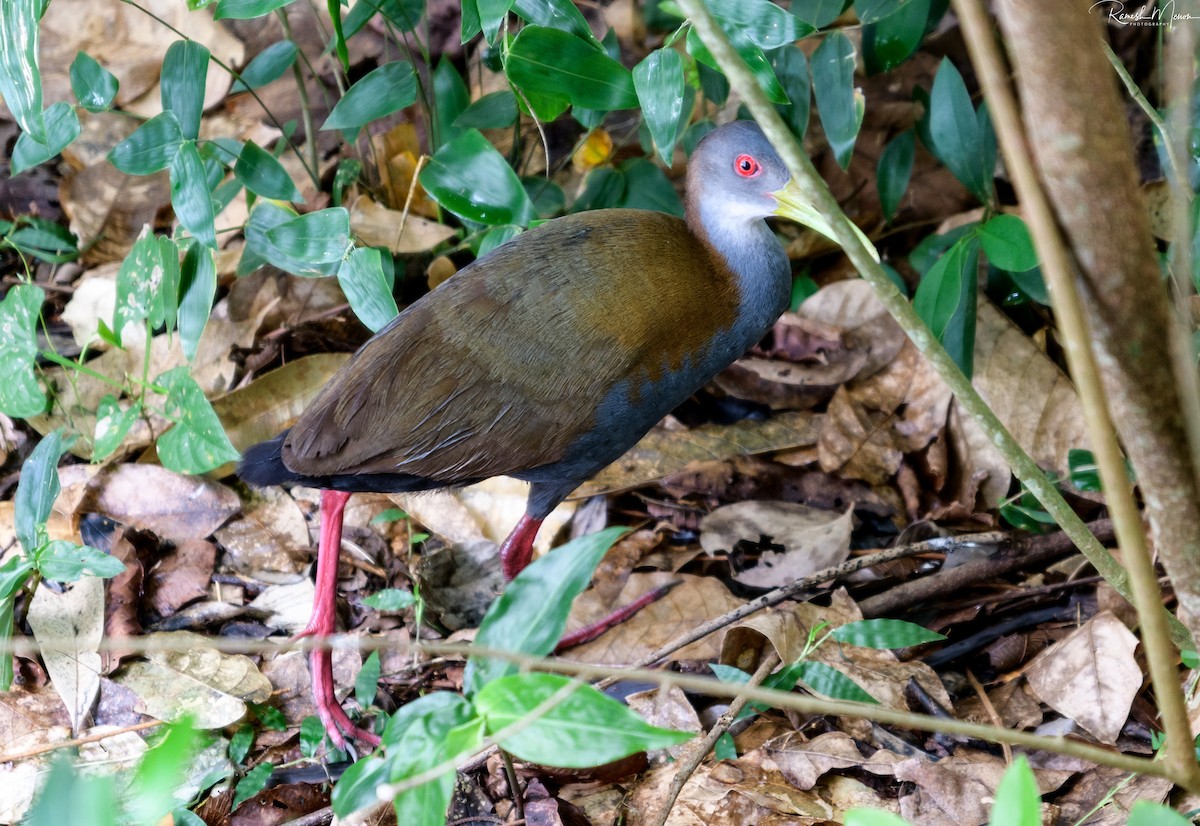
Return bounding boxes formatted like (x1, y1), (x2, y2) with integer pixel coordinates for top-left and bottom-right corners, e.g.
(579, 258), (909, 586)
(0, 719), (162, 763)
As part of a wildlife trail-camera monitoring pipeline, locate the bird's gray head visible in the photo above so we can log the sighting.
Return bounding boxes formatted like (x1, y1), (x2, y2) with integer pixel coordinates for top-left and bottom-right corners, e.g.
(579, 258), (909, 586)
(686, 120), (791, 225)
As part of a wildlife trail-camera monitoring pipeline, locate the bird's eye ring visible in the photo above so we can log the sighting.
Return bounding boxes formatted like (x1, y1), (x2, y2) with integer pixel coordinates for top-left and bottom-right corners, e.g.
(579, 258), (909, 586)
(734, 154), (761, 177)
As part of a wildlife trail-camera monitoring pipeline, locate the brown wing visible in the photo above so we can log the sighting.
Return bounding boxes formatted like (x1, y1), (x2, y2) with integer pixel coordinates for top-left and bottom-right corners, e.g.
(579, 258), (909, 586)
(281, 210), (738, 482)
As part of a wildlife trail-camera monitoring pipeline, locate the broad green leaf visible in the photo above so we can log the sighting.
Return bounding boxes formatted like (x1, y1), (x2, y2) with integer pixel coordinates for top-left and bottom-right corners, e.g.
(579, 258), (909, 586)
(790, 0), (848, 27)
(158, 234), (181, 335)
(338, 246), (398, 332)
(618, 157), (683, 217)
(634, 48), (686, 165)
(795, 662), (877, 703)
(877, 129), (915, 220)
(229, 725), (254, 764)
(810, 32), (863, 169)
(332, 757), (389, 817)
(687, 28), (788, 105)
(363, 588), (416, 611)
(831, 619), (945, 648)
(355, 650), (381, 708)
(845, 810), (912, 826)
(478, 0), (515, 42)
(7, 217), (78, 263)
(771, 45), (810, 138)
(235, 140), (302, 201)
(988, 756), (1040, 826)
(16, 430), (65, 553)
(1068, 447), (1102, 492)
(454, 90), (518, 130)
(70, 52), (118, 112)
(27, 755), (117, 826)
(36, 540), (125, 581)
(170, 142), (218, 248)
(299, 716), (324, 758)
(476, 225), (520, 257)
(109, 111), (185, 175)
(11, 102), (80, 175)
(855, 0), (913, 23)
(476, 674), (691, 766)
(0, 555), (36, 688)
(979, 213), (1038, 272)
(179, 243), (216, 361)
(94, 396), (143, 461)
(344, 0), (426, 36)
(432, 59), (470, 148)
(1127, 801), (1193, 826)
(328, 0), (349, 71)
(507, 27), (638, 112)
(0, 283), (47, 417)
(323, 62), (417, 131)
(460, 0), (482, 42)
(523, 175), (565, 218)
(113, 231), (165, 333)
(127, 718), (202, 825)
(263, 207), (352, 272)
(0, 0), (45, 141)
(464, 527), (626, 694)
(703, 0), (812, 48)
(513, 0), (596, 42)
(156, 367), (240, 473)
(231, 40), (297, 92)
(214, 0), (296, 19)
(420, 129), (536, 226)
(926, 59), (990, 203)
(232, 763), (273, 809)
(572, 166), (625, 212)
(913, 234), (980, 377)
(863, 0), (930, 74)
(162, 41), (210, 139)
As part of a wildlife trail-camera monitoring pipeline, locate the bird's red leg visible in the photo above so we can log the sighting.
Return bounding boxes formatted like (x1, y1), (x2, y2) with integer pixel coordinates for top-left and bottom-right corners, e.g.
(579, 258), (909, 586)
(295, 489), (380, 749)
(499, 515), (675, 652)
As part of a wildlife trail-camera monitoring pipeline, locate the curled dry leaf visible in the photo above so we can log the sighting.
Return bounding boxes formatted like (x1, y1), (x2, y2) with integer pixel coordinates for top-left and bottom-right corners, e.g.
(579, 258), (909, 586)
(144, 539), (218, 621)
(349, 195), (459, 254)
(27, 577), (105, 734)
(1024, 610), (1141, 744)
(763, 731), (868, 791)
(214, 486), (310, 582)
(699, 501), (853, 588)
(102, 534), (143, 673)
(625, 684), (702, 762)
(370, 123), (439, 218)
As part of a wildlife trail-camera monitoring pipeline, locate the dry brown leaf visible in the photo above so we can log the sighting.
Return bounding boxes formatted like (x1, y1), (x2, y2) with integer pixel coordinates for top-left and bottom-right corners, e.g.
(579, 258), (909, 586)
(259, 649), (362, 730)
(27, 577), (105, 734)
(102, 535), (142, 673)
(1024, 610), (1141, 744)
(762, 731), (866, 791)
(955, 679), (1044, 730)
(575, 410), (821, 498)
(1050, 764), (1172, 825)
(247, 580), (316, 634)
(214, 486), (310, 582)
(699, 502), (852, 588)
(370, 123), (439, 217)
(144, 539), (218, 620)
(625, 685), (702, 762)
(349, 194), (458, 253)
(561, 574), (744, 666)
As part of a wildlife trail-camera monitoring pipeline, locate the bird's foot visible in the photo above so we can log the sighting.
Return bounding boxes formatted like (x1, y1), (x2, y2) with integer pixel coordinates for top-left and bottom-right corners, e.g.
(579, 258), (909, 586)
(309, 645), (381, 750)
(554, 580), (681, 652)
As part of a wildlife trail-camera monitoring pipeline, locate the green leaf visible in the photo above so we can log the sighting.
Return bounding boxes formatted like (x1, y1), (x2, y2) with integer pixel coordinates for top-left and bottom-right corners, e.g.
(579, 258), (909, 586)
(1127, 801), (1193, 826)
(476, 673), (692, 766)
(299, 716), (325, 758)
(831, 619), (945, 648)
(228, 725), (254, 764)
(863, 0), (930, 74)
(479, 0), (515, 42)
(12, 102), (81, 175)
(70, 52), (119, 111)
(464, 527), (626, 694)
(703, 0), (812, 48)
(634, 48), (686, 165)
(179, 242), (216, 360)
(420, 129), (536, 226)
(796, 661), (877, 703)
(332, 756), (390, 817)
(714, 731), (737, 759)
(171, 142), (218, 248)
(0, 555), (35, 689)
(512, 0), (597, 42)
(337, 246), (399, 333)
(618, 157), (683, 217)
(856, 0), (911, 23)
(156, 367), (240, 473)
(572, 166), (626, 212)
(0, 283), (48, 418)
(235, 140), (302, 201)
(7, 217), (78, 263)
(877, 130), (915, 220)
(363, 588), (416, 611)
(27, 754), (117, 826)
(926, 59), (991, 204)
(432, 59), (470, 147)
(454, 90), (518, 130)
(0, 0), (45, 141)
(845, 810), (913, 826)
(109, 111), (184, 175)
(770, 45), (810, 138)
(687, 28), (788, 105)
(790, 0), (848, 28)
(355, 650), (381, 708)
(232, 762), (274, 809)
(262, 207), (352, 274)
(128, 718), (202, 825)
(16, 430), (65, 553)
(979, 214), (1038, 272)
(94, 396), (143, 461)
(1067, 448), (1102, 492)
(988, 756), (1040, 826)
(323, 61), (417, 131)
(507, 27), (638, 112)
(231, 40), (297, 92)
(36, 540), (125, 581)
(523, 175), (565, 218)
(162, 41), (210, 140)
(215, 0), (296, 19)
(344, 0), (426, 36)
(810, 31), (863, 169)
(913, 234), (979, 377)
(113, 231), (166, 333)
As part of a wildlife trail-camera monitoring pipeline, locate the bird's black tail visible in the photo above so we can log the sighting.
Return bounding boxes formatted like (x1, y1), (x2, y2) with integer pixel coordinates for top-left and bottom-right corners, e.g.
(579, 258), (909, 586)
(238, 431), (306, 487)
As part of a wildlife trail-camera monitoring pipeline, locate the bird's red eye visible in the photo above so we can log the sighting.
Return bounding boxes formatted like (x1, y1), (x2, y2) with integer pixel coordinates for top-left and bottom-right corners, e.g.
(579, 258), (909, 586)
(734, 154), (761, 177)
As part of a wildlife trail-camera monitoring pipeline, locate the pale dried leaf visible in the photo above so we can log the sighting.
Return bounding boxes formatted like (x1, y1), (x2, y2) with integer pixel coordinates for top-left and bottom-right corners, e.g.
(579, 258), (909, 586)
(27, 577), (105, 734)
(349, 195), (458, 253)
(700, 502), (852, 588)
(1025, 611), (1141, 744)
(763, 731), (865, 790)
(248, 579), (316, 633)
(215, 486), (310, 581)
